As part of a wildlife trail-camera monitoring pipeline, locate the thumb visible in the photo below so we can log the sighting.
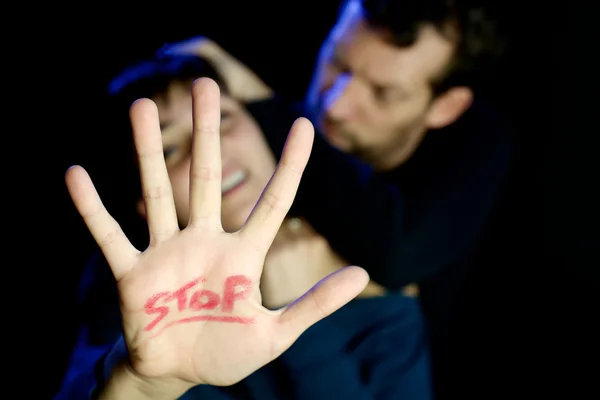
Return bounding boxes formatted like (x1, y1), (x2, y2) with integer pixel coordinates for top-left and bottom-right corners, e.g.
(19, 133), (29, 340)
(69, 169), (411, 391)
(274, 266), (369, 352)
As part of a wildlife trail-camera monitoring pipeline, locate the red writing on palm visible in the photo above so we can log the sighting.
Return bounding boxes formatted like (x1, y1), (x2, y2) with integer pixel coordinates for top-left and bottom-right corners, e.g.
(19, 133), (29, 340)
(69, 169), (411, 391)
(144, 275), (255, 338)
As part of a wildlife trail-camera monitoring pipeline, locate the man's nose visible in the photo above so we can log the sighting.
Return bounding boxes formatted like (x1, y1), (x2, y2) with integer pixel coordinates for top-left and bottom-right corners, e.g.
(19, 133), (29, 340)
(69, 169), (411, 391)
(324, 73), (358, 121)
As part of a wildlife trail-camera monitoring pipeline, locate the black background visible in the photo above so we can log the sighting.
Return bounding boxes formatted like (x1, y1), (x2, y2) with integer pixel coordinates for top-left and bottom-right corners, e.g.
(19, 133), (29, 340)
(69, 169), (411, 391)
(9, 1), (593, 397)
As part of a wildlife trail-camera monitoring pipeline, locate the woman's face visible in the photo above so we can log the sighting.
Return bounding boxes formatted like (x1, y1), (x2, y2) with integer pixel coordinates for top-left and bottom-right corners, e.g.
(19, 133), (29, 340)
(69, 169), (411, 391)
(138, 81), (277, 232)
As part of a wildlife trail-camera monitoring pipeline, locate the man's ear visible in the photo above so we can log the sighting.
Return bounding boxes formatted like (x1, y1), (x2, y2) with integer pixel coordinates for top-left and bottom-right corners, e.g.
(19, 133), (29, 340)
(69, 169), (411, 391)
(425, 86), (473, 129)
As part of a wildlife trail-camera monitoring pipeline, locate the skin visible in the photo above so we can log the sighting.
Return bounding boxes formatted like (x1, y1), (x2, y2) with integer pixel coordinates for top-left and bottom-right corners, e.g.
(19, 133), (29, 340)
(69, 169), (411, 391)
(138, 80), (388, 309)
(66, 78), (369, 398)
(141, 81), (276, 233)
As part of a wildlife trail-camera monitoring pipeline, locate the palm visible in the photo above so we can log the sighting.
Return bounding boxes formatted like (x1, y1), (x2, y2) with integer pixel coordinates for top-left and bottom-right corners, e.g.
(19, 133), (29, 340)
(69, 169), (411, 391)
(118, 231), (275, 385)
(65, 78), (368, 388)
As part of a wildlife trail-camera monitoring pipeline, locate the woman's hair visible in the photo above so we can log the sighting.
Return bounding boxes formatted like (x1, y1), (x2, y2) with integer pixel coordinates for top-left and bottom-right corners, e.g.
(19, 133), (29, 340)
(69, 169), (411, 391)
(100, 53), (230, 237)
(107, 53), (228, 109)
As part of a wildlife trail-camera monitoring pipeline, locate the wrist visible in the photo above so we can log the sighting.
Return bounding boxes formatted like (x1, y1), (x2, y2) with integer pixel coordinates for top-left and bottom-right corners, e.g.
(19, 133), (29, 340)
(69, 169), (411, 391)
(98, 361), (192, 400)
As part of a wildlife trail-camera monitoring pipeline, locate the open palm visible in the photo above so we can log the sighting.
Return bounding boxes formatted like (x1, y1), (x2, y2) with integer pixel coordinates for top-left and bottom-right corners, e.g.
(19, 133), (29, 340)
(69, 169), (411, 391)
(65, 78), (368, 390)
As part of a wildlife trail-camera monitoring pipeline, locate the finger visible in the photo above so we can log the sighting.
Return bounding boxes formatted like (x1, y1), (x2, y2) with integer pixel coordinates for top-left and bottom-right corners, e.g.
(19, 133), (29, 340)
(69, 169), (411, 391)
(241, 118), (314, 254)
(65, 166), (139, 279)
(188, 78), (223, 228)
(130, 99), (179, 244)
(274, 266), (369, 353)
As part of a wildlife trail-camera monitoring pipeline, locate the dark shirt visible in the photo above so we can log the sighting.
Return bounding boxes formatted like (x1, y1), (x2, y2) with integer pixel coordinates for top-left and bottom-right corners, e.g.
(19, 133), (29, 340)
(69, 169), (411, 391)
(245, 97), (514, 357)
(53, 253), (434, 399)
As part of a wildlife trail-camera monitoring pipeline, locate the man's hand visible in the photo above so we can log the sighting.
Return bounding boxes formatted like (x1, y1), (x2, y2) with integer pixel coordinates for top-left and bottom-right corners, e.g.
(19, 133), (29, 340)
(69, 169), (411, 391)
(261, 218), (343, 309)
(262, 218), (385, 310)
(65, 78), (368, 396)
(159, 36), (273, 102)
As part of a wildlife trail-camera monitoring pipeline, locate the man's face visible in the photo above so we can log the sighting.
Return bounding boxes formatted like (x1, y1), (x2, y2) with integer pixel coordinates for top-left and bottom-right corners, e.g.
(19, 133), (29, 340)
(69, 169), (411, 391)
(306, 0), (458, 170)
(141, 82), (276, 232)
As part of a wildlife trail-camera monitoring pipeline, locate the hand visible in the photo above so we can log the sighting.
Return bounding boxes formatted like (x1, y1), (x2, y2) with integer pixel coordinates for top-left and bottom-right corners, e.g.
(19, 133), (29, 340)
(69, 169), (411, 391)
(65, 78), (368, 393)
(262, 218), (386, 309)
(261, 218), (345, 309)
(159, 37), (273, 102)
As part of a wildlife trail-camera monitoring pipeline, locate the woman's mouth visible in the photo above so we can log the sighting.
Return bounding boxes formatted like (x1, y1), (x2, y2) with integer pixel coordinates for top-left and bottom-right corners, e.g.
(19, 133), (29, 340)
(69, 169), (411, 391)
(221, 170), (247, 196)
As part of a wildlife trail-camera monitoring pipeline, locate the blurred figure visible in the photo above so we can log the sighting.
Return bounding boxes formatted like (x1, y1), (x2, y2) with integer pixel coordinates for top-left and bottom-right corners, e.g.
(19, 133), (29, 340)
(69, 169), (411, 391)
(164, 0), (512, 396)
(54, 54), (434, 399)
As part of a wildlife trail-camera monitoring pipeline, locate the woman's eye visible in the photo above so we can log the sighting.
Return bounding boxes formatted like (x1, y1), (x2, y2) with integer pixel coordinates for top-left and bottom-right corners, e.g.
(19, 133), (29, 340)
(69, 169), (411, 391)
(221, 111), (231, 121)
(163, 147), (176, 159)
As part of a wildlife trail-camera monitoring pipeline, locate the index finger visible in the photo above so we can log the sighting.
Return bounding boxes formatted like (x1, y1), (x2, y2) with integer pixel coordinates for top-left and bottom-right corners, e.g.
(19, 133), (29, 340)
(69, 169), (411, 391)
(240, 118), (314, 254)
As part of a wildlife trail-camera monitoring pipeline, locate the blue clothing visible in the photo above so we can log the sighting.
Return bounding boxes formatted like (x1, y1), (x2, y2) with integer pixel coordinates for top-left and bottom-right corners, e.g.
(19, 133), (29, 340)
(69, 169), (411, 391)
(54, 254), (433, 399)
(247, 98), (514, 398)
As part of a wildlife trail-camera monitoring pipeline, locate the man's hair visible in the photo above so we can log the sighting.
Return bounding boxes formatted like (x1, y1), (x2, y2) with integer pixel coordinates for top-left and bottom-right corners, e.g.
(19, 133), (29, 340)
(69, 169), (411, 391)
(361, 0), (506, 95)
(107, 53), (228, 107)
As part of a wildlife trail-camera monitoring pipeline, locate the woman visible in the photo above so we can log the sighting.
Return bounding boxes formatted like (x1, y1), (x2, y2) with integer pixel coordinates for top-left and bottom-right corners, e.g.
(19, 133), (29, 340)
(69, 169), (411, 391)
(55, 53), (432, 400)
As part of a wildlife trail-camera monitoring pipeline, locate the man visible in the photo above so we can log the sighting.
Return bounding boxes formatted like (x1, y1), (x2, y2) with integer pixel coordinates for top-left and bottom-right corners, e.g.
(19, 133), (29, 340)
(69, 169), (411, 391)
(165, 0), (513, 396)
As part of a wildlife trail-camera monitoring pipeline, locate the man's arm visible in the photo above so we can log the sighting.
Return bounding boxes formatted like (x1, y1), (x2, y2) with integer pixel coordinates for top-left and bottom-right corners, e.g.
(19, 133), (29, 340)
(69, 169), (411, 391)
(247, 97), (513, 289)
(278, 296), (434, 399)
